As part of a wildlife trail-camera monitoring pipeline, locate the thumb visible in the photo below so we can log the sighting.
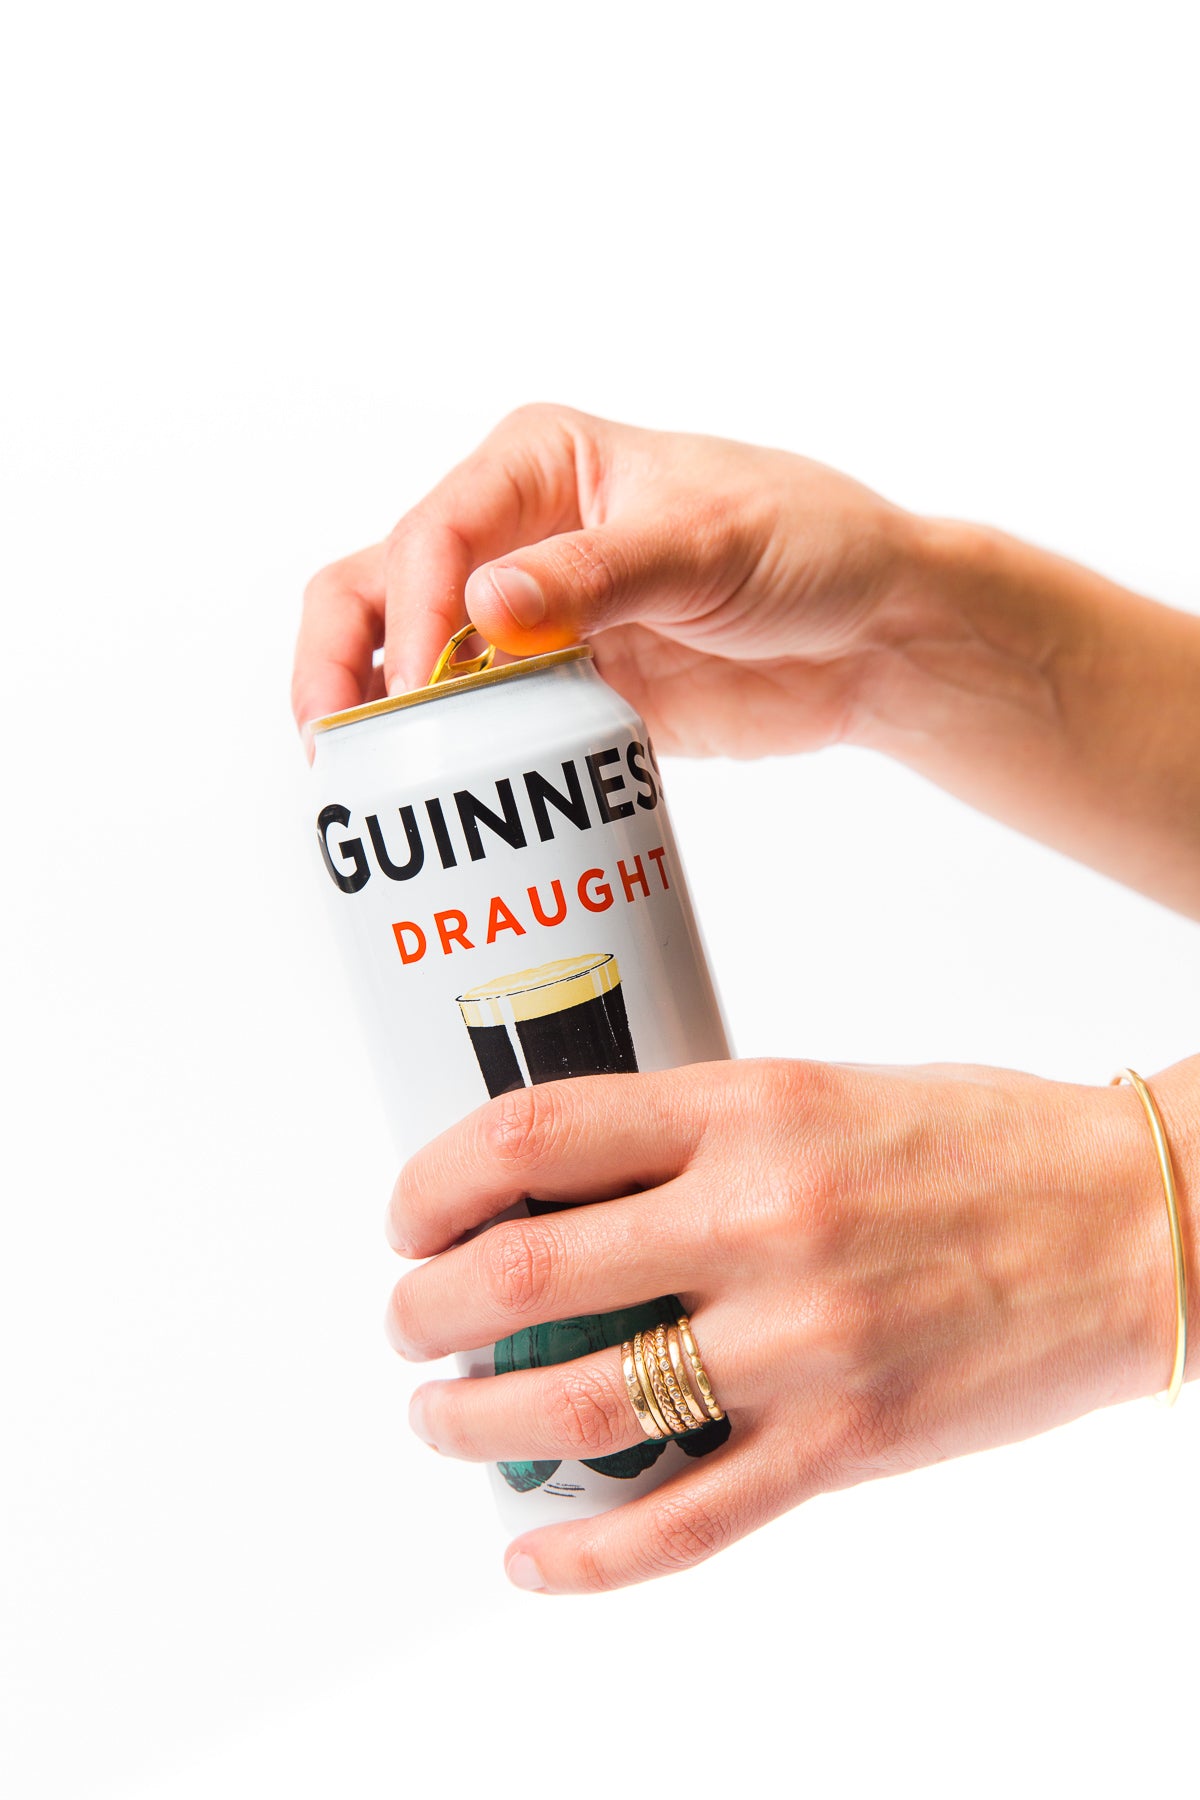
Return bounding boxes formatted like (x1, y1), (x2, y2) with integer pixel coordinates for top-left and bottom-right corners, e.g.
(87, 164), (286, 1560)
(464, 518), (727, 657)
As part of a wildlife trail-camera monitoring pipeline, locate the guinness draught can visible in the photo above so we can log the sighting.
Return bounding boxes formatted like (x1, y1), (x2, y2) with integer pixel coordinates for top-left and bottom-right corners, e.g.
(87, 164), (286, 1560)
(310, 629), (731, 1530)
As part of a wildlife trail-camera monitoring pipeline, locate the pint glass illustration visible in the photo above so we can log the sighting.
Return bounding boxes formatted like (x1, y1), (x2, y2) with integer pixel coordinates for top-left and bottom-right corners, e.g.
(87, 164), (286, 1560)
(457, 952), (638, 1098)
(456, 954), (729, 1492)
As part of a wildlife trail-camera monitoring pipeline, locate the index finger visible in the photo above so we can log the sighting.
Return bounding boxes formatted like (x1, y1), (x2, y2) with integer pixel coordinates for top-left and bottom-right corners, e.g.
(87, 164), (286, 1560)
(381, 404), (587, 694)
(387, 1069), (707, 1259)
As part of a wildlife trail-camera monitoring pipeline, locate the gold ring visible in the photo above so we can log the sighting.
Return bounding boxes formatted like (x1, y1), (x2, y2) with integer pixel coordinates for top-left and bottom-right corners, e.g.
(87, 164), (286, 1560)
(640, 1328), (690, 1436)
(666, 1324), (710, 1427)
(678, 1313), (725, 1421)
(654, 1324), (701, 1433)
(632, 1330), (673, 1438)
(622, 1340), (664, 1440)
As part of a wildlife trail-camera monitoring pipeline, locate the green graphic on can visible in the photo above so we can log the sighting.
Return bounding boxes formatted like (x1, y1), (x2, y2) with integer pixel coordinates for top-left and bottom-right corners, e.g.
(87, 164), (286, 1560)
(496, 1459), (564, 1493)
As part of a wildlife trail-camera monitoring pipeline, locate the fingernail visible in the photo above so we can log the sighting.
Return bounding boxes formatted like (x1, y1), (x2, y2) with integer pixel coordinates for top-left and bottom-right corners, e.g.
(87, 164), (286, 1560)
(506, 1552), (547, 1593)
(488, 566), (545, 630)
(409, 1391), (437, 1449)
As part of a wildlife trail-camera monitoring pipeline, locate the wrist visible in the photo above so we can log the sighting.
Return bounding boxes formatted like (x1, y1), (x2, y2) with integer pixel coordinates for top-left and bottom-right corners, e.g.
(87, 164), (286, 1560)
(1124, 1058), (1200, 1391)
(1087, 1058), (1199, 1403)
(844, 514), (1088, 758)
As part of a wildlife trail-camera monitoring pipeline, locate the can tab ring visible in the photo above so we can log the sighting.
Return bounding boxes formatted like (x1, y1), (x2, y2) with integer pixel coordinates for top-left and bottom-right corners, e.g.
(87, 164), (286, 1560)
(427, 625), (497, 687)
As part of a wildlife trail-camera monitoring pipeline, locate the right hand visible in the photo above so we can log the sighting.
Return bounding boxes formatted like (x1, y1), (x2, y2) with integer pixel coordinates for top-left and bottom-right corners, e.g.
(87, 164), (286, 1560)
(292, 404), (920, 757)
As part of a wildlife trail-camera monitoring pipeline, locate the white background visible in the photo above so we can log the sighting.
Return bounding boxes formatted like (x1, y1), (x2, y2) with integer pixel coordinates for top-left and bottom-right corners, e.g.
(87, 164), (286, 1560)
(3, 3), (1198, 1795)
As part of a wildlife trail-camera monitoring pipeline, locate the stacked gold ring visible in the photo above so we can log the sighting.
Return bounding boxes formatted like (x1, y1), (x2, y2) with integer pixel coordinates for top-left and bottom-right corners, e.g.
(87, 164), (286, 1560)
(677, 1314), (725, 1421)
(666, 1324), (709, 1427)
(643, 1329), (690, 1435)
(621, 1311), (725, 1440)
(621, 1342), (663, 1439)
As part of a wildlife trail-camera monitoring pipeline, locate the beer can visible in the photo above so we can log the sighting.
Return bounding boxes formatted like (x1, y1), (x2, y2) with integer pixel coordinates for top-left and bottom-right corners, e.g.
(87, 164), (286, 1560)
(310, 628), (732, 1532)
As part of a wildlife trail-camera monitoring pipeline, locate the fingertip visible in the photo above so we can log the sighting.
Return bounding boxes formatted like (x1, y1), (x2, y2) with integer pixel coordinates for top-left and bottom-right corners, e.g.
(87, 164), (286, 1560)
(292, 665), (366, 736)
(385, 1198), (415, 1259)
(466, 563), (577, 659)
(485, 565), (547, 630)
(383, 646), (429, 698)
(505, 1549), (549, 1593)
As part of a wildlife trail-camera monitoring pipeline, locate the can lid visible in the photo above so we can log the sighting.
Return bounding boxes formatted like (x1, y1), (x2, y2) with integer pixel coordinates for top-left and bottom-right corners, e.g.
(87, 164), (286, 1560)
(456, 952), (619, 1027)
(309, 625), (593, 735)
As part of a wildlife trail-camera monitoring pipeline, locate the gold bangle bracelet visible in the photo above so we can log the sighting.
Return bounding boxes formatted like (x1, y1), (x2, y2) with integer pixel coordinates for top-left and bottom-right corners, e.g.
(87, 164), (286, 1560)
(1112, 1068), (1190, 1406)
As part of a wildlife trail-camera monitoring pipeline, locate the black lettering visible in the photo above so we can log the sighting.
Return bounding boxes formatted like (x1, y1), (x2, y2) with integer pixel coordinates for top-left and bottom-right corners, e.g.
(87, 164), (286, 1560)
(317, 803), (370, 894)
(366, 807), (425, 881)
(585, 747), (634, 823)
(625, 739), (658, 811)
(455, 778), (527, 862)
(523, 760), (592, 841)
(425, 797), (458, 869)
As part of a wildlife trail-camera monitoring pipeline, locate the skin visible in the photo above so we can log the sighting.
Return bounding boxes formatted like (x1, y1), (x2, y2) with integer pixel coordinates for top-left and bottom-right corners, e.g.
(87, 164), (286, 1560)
(293, 404), (1200, 1594)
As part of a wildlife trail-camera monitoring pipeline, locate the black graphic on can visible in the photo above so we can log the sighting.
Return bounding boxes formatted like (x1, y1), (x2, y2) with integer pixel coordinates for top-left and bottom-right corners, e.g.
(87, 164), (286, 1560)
(456, 954), (731, 1493)
(458, 952), (638, 1098)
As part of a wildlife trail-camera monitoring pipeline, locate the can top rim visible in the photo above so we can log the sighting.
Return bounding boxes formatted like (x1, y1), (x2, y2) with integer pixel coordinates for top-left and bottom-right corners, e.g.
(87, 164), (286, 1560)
(309, 644), (593, 736)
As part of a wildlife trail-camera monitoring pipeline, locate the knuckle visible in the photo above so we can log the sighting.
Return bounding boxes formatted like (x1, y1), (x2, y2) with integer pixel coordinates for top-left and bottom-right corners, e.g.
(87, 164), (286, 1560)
(690, 489), (738, 535)
(498, 400), (578, 435)
(572, 1532), (618, 1595)
(423, 1390), (476, 1460)
(706, 1058), (788, 1139)
(502, 400), (555, 429)
(552, 534), (616, 610)
(480, 1222), (560, 1321)
(645, 1494), (730, 1574)
(302, 560), (343, 608)
(835, 1372), (913, 1472)
(554, 1369), (625, 1458)
(384, 505), (464, 569)
(839, 1390), (889, 1465)
(787, 1161), (844, 1257)
(383, 514), (426, 563)
(794, 1280), (853, 1355)
(481, 1086), (557, 1175)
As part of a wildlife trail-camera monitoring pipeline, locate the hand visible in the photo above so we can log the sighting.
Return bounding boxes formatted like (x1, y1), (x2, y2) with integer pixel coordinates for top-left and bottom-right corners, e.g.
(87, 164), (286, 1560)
(384, 1057), (1182, 1595)
(293, 404), (919, 757)
(293, 403), (1200, 913)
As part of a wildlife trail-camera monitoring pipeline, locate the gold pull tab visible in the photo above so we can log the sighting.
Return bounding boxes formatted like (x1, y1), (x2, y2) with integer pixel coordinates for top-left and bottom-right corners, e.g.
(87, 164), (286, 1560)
(426, 624), (497, 687)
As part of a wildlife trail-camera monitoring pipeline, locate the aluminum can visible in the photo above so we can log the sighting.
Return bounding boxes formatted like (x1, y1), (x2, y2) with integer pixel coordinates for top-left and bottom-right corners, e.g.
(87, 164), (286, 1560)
(310, 632), (731, 1532)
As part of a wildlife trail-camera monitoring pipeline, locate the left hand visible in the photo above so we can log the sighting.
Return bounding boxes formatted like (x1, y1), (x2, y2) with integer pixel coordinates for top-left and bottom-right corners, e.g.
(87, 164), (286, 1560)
(385, 1058), (1174, 1594)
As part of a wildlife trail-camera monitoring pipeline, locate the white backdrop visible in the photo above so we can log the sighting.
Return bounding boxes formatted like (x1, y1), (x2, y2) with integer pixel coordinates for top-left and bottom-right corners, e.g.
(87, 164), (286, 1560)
(3, 4), (1198, 1796)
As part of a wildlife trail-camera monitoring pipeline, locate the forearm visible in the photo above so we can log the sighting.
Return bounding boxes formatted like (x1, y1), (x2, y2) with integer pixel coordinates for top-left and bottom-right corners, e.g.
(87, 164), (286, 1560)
(853, 518), (1200, 917)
